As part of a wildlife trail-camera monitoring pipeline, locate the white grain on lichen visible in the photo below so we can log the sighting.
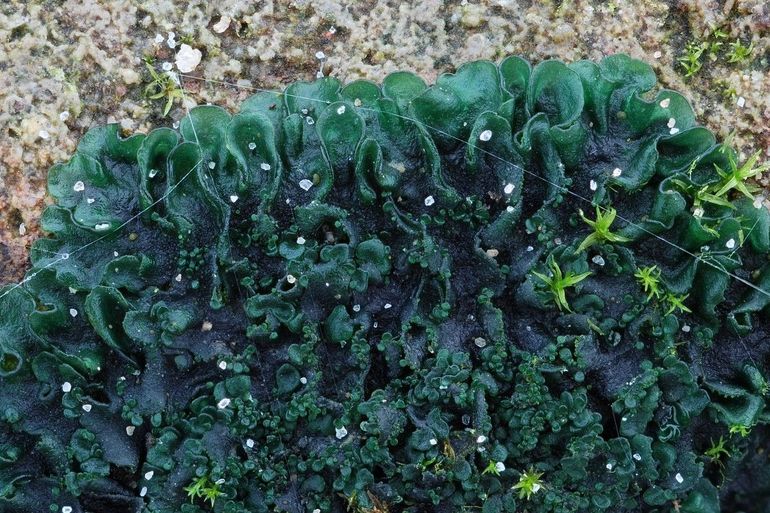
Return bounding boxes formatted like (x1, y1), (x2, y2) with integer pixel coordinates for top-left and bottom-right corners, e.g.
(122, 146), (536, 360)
(479, 129), (492, 141)
(175, 44), (202, 73)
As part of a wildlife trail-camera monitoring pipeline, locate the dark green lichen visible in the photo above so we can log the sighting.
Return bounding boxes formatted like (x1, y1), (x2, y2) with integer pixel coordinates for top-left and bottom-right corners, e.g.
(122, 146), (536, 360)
(2, 54), (770, 513)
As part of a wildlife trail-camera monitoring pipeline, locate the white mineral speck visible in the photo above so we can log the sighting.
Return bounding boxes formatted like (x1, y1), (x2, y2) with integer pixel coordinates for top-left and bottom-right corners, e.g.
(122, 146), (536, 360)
(248, 142), (257, 150)
(229, 195), (239, 203)
(675, 472), (684, 484)
(352, 304), (361, 312)
(299, 179), (314, 191)
(424, 195), (435, 206)
(62, 382), (72, 393)
(82, 404), (92, 412)
(297, 236), (306, 245)
(73, 180), (85, 192)
(612, 167), (622, 177)
(62, 508), (73, 513)
(526, 245), (534, 252)
(653, 51), (662, 59)
(504, 183), (514, 194)
(86, 198), (95, 204)
(144, 471), (154, 480)
(726, 238), (736, 249)
(337, 105), (346, 115)
(69, 308), (78, 317)
(335, 426), (348, 439)
(754, 197), (764, 209)
(590, 180), (598, 191)
(175, 273), (182, 282)
(384, 303), (392, 309)
(592, 255), (606, 266)
(260, 163), (271, 171)
(659, 98), (671, 108)
(94, 223), (110, 231)
(217, 397), (231, 409)
(287, 274), (296, 284)
(693, 207), (704, 218)
(208, 161), (216, 169)
(495, 462), (505, 472)
(667, 118), (676, 128)
(737, 96), (746, 108)
(606, 462), (613, 470)
(140, 486), (147, 497)
(218, 361), (227, 370)
(669, 127), (680, 135)
(39, 129), (50, 140)
(506, 205), (514, 212)
(175, 44), (202, 73)
(300, 377), (307, 384)
(315, 51), (326, 60)
(161, 62), (173, 71)
(154, 34), (164, 44)
(213, 15), (231, 33)
(126, 425), (135, 436)
(246, 438), (255, 448)
(682, 325), (691, 333)
(429, 438), (437, 445)
(306, 116), (315, 125)
(633, 453), (642, 461)
(477, 435), (486, 443)
(479, 129), (493, 141)
(59, 111), (70, 121)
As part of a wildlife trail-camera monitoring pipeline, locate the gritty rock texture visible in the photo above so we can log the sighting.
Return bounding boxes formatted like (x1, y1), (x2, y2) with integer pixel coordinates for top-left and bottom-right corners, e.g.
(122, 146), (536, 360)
(1, 0), (769, 285)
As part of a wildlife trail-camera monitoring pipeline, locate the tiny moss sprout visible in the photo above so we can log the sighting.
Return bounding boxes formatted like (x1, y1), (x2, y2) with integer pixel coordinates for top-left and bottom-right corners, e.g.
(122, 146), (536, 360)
(664, 293), (692, 316)
(726, 40), (754, 64)
(728, 424), (751, 438)
(635, 265), (663, 301)
(713, 150), (769, 201)
(576, 206), (630, 253)
(704, 436), (731, 462)
(512, 469), (545, 500)
(143, 60), (184, 116)
(678, 41), (707, 78)
(183, 475), (225, 507)
(482, 460), (506, 476)
(532, 256), (591, 312)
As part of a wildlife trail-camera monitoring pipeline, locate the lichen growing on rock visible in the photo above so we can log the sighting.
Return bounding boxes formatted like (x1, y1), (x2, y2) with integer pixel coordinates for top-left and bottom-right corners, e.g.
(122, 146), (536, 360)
(1, 54), (770, 513)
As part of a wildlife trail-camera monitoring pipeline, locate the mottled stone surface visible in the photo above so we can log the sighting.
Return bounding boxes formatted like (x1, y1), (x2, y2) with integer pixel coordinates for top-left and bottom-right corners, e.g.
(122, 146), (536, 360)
(1, 0), (768, 285)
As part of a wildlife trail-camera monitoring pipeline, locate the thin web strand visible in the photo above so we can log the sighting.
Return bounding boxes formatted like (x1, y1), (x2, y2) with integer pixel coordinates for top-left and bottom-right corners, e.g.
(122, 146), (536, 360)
(178, 73), (770, 301)
(1, 69), (768, 304)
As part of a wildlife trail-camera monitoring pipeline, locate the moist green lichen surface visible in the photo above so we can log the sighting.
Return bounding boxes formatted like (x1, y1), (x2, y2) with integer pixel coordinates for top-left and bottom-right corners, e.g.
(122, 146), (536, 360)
(2, 55), (770, 513)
